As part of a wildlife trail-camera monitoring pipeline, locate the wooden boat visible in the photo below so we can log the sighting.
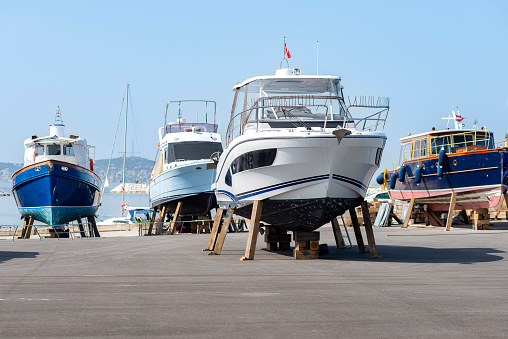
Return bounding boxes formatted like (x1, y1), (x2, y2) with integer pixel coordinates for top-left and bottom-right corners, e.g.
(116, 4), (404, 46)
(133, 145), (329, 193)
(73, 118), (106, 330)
(378, 109), (508, 212)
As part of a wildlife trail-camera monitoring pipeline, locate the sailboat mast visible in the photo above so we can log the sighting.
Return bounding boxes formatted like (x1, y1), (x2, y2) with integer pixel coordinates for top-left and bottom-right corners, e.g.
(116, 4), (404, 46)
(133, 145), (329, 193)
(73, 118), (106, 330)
(121, 83), (129, 216)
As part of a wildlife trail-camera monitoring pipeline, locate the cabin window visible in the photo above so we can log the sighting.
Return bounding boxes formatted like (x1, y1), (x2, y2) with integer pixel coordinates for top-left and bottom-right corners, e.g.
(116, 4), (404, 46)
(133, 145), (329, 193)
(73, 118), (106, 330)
(46, 144), (61, 155)
(35, 145), (45, 156)
(431, 136), (451, 155)
(63, 144), (74, 156)
(230, 148), (277, 175)
(225, 169), (232, 186)
(420, 139), (428, 157)
(412, 140), (421, 159)
(402, 143), (411, 161)
(171, 142), (223, 162)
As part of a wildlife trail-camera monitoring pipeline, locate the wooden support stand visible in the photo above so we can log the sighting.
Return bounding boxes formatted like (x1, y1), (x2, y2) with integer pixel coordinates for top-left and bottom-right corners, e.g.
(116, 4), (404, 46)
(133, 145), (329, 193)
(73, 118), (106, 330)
(348, 203), (380, 258)
(472, 208), (490, 230)
(293, 231), (320, 259)
(444, 192), (457, 231)
(20, 216), (34, 239)
(77, 217), (87, 238)
(361, 200), (380, 259)
(402, 198), (415, 228)
(349, 207), (366, 253)
(169, 201), (183, 235)
(426, 208), (444, 227)
(147, 207), (158, 235)
(331, 217), (346, 249)
(87, 215), (100, 237)
(494, 192), (508, 220)
(204, 209), (224, 251)
(210, 208), (234, 255)
(240, 200), (263, 261)
(155, 204), (168, 235)
(264, 226), (291, 251)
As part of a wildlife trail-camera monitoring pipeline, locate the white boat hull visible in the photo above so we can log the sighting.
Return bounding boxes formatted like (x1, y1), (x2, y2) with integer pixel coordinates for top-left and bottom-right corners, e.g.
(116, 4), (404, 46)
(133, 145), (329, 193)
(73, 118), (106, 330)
(214, 130), (386, 231)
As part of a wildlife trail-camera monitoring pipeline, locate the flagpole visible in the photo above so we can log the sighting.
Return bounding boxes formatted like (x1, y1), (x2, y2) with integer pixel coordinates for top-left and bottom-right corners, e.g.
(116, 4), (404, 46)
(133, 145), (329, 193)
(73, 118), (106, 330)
(316, 40), (319, 75)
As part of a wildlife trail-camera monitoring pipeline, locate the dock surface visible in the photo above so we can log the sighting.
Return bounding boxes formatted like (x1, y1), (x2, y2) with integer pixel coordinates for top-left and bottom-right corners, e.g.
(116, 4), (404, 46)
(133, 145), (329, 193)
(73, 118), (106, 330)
(1, 223), (508, 338)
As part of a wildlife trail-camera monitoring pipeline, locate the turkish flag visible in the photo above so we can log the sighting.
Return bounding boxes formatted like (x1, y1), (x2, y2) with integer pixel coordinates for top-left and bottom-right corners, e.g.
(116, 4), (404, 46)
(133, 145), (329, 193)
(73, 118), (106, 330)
(456, 114), (465, 122)
(284, 43), (291, 58)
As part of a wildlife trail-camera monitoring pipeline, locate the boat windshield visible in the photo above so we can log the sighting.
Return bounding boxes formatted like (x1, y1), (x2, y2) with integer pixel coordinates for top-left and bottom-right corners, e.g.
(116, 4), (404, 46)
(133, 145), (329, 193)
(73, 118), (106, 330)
(240, 78), (345, 122)
(165, 123), (218, 134)
(164, 141), (222, 163)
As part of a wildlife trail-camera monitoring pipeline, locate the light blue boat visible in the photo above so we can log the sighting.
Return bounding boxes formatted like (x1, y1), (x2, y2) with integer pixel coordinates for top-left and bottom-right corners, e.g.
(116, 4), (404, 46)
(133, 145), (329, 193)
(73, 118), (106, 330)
(149, 101), (222, 216)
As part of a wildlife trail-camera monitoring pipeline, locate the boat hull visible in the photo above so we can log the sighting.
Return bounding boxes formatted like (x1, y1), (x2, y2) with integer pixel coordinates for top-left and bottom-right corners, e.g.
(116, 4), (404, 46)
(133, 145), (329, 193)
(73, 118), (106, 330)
(388, 149), (508, 211)
(149, 160), (217, 216)
(11, 160), (101, 225)
(214, 131), (386, 231)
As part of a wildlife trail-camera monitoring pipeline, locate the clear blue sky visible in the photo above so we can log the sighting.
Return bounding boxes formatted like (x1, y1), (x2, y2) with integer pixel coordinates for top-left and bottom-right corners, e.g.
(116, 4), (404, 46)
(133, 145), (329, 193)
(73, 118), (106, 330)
(1, 0), (508, 176)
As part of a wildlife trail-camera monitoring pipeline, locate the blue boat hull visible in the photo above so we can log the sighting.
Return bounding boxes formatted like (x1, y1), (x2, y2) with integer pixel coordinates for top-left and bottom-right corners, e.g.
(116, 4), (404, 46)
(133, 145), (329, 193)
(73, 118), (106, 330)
(12, 160), (101, 225)
(388, 149), (508, 210)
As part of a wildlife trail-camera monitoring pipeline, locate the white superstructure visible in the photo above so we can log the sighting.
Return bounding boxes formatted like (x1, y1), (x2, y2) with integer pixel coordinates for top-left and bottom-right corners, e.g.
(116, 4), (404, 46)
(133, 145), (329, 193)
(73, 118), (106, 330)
(213, 68), (389, 231)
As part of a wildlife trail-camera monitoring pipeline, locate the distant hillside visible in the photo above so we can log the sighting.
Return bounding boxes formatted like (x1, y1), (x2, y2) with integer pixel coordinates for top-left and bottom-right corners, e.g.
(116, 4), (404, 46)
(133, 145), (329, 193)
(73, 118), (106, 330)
(94, 157), (154, 184)
(0, 157), (154, 184)
(0, 162), (23, 181)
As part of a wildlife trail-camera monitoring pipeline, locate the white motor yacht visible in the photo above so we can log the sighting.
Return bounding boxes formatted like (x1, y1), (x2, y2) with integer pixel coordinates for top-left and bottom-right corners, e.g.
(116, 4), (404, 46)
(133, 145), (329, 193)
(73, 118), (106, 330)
(212, 68), (389, 231)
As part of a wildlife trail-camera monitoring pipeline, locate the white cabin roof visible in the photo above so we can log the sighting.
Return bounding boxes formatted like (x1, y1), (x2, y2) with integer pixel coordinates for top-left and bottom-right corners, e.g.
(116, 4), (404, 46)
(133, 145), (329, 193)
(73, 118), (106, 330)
(233, 69), (340, 94)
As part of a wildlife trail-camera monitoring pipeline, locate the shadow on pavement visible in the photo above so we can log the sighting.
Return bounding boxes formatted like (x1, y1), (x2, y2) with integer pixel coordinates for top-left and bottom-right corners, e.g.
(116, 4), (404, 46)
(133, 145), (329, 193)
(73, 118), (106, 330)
(0, 251), (39, 264)
(321, 245), (505, 264)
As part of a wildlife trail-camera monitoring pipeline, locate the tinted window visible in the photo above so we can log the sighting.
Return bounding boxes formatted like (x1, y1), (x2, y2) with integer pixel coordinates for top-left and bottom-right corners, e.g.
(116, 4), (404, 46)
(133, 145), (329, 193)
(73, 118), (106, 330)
(230, 149), (277, 174)
(35, 145), (44, 156)
(63, 144), (74, 156)
(225, 169), (232, 186)
(46, 144), (61, 155)
(170, 142), (222, 162)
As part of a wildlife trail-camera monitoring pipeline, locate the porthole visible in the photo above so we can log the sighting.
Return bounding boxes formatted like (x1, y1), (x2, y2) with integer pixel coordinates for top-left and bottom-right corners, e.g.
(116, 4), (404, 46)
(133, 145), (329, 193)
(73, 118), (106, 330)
(35, 167), (41, 172)
(453, 160), (457, 166)
(61, 166), (69, 171)
(422, 164), (425, 170)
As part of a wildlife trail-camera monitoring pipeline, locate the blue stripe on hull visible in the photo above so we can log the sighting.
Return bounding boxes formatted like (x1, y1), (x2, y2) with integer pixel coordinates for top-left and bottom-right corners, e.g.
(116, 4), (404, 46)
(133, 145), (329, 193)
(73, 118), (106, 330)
(12, 161), (101, 225)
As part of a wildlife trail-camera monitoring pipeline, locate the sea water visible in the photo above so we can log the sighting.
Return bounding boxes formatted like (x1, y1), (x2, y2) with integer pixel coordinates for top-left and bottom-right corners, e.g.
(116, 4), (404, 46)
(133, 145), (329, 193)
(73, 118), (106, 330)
(0, 181), (150, 226)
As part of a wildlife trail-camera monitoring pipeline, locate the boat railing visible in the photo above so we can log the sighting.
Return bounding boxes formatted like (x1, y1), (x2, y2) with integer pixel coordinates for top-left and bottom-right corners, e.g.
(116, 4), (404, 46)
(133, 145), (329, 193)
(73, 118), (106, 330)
(225, 95), (389, 146)
(400, 129), (495, 162)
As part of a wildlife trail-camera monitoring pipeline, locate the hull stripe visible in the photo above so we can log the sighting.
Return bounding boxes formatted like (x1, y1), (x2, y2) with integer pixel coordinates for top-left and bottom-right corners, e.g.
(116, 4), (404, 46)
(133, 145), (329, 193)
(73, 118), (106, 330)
(218, 173), (366, 201)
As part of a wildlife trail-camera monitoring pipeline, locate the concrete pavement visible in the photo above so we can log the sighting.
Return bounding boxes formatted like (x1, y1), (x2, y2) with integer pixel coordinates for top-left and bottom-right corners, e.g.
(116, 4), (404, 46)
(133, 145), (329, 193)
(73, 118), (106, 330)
(1, 222), (508, 338)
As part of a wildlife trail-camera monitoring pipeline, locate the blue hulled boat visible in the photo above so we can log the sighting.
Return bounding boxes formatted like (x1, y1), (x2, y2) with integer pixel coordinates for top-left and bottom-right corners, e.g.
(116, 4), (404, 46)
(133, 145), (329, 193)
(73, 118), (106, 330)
(11, 107), (101, 225)
(378, 108), (508, 212)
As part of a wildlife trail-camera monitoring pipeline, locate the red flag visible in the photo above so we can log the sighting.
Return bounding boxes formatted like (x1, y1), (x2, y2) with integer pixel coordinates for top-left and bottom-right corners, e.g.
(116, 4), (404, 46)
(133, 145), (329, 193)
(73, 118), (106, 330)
(284, 43), (291, 58)
(456, 114), (465, 122)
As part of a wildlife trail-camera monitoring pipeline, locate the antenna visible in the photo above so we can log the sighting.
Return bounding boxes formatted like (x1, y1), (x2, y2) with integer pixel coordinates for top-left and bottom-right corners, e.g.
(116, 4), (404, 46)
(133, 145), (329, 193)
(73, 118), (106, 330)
(55, 106), (63, 124)
(316, 40), (319, 75)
